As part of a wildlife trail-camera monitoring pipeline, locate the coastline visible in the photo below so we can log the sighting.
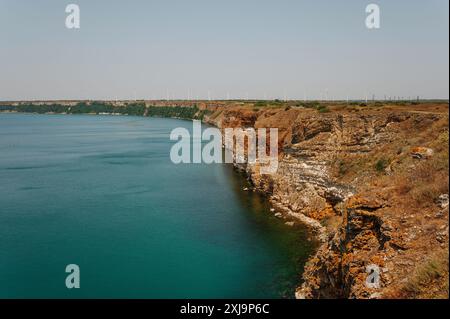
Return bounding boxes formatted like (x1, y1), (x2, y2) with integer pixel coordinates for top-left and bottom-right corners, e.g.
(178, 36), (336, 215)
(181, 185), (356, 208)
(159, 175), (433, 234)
(1, 109), (324, 298)
(2, 100), (449, 299)
(1, 113), (313, 298)
(201, 102), (449, 299)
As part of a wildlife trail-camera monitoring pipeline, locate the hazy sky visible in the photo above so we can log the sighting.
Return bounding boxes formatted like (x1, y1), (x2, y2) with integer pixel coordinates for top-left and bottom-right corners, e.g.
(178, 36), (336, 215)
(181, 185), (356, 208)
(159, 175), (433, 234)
(0, 0), (448, 100)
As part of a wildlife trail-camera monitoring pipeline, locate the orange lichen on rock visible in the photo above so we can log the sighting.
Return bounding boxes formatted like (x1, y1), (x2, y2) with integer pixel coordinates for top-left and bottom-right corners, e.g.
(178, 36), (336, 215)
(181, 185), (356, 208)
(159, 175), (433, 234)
(203, 101), (449, 299)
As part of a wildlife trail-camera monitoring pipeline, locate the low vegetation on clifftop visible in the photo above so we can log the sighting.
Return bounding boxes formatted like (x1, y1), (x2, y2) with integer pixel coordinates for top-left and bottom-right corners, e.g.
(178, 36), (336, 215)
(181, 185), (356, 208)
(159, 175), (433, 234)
(202, 100), (449, 299)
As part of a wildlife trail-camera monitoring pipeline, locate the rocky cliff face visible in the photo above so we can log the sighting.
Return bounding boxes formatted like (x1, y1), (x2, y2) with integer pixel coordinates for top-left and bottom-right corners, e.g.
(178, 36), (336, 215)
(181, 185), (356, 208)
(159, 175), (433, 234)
(204, 104), (449, 299)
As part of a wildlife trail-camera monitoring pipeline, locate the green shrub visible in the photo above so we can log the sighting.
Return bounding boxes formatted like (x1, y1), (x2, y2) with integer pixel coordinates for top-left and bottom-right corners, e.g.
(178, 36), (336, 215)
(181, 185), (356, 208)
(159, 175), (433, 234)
(375, 159), (388, 172)
(147, 105), (199, 119)
(317, 105), (330, 113)
(254, 101), (267, 108)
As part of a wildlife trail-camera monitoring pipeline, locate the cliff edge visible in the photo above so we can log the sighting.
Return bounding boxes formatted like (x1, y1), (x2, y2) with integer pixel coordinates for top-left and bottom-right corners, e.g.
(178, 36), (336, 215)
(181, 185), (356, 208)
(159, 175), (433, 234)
(204, 102), (449, 299)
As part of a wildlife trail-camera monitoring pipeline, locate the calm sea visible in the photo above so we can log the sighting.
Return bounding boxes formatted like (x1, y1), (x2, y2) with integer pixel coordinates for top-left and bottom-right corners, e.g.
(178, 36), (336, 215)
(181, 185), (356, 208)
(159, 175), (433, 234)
(0, 113), (315, 298)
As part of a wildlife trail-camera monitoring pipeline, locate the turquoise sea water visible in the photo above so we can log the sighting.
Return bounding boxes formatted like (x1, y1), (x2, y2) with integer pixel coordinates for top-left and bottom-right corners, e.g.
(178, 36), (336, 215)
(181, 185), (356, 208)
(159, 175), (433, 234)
(0, 113), (315, 298)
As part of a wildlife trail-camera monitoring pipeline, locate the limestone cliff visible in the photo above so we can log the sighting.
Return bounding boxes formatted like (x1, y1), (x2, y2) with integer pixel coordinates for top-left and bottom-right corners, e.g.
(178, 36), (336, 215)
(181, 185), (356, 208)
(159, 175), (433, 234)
(204, 103), (449, 299)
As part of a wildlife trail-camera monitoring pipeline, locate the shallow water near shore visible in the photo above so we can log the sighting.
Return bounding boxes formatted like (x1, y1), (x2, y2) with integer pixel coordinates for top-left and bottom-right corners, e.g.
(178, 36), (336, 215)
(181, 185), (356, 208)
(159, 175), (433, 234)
(0, 113), (316, 298)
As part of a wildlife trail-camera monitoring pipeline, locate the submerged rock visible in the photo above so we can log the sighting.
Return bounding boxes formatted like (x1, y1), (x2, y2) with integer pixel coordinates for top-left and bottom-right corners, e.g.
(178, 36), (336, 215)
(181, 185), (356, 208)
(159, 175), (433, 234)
(285, 221), (295, 227)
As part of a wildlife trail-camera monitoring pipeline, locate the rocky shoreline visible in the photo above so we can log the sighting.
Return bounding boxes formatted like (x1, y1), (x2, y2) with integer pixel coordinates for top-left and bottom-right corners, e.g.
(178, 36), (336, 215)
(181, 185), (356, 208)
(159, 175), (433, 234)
(202, 103), (449, 299)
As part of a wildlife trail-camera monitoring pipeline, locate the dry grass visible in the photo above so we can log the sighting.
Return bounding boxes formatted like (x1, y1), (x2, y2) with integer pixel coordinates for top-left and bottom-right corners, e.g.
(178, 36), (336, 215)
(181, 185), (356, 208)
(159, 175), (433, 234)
(330, 113), (449, 210)
(396, 250), (449, 299)
(402, 129), (449, 208)
(326, 108), (448, 298)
